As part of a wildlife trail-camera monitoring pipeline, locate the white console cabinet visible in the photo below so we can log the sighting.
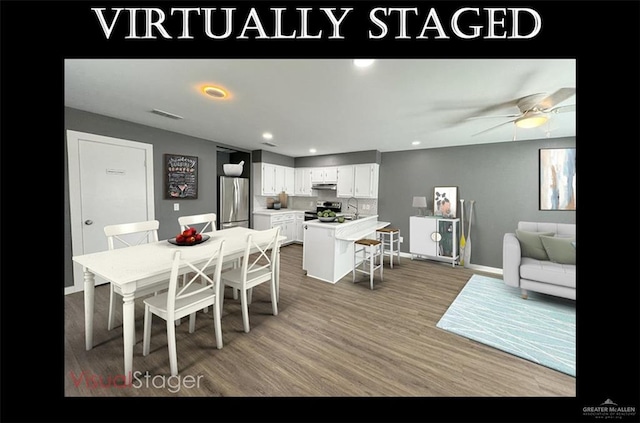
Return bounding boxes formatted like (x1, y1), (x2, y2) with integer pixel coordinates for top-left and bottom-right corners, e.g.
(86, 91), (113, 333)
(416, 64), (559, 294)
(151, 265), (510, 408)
(409, 216), (460, 267)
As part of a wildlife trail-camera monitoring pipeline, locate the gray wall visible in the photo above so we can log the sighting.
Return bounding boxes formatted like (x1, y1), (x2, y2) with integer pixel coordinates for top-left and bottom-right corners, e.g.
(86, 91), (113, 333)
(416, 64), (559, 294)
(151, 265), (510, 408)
(65, 106), (576, 286)
(295, 150), (380, 167)
(64, 107), (248, 288)
(377, 137), (576, 269)
(252, 150), (295, 167)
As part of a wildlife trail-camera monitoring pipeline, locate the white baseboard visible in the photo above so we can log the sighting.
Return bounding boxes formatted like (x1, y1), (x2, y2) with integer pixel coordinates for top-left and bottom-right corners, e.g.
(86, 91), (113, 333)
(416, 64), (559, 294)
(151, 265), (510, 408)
(399, 252), (503, 275)
(463, 263), (503, 275)
(65, 285), (81, 295)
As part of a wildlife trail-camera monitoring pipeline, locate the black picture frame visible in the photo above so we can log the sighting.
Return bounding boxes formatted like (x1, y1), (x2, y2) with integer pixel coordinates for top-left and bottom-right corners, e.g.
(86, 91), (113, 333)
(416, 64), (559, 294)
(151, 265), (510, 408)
(164, 154), (198, 199)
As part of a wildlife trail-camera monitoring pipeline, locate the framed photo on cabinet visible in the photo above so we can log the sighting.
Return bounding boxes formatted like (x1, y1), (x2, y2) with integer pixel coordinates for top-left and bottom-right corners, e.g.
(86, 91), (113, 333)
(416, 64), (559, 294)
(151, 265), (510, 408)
(433, 186), (458, 218)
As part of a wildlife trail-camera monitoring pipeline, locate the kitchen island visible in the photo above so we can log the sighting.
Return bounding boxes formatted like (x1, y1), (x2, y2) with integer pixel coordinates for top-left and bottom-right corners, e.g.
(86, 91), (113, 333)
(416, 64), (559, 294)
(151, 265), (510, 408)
(303, 215), (390, 284)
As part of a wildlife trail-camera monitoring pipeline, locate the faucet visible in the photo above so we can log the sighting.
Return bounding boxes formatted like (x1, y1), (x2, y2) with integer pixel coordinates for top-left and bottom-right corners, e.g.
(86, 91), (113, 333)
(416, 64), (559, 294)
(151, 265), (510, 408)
(347, 197), (359, 219)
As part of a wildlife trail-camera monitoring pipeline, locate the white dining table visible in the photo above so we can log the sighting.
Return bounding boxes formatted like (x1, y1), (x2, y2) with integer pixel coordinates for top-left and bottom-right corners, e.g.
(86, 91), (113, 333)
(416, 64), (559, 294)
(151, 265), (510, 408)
(72, 226), (284, 383)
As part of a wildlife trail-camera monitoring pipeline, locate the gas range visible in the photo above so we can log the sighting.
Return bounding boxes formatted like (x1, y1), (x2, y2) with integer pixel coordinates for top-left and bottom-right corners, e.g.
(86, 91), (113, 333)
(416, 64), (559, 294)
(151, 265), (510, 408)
(303, 201), (342, 221)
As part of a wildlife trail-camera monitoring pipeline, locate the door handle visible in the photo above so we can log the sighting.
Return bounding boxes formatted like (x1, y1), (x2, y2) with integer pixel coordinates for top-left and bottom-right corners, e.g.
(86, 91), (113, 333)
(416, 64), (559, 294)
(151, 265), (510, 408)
(84, 220), (94, 225)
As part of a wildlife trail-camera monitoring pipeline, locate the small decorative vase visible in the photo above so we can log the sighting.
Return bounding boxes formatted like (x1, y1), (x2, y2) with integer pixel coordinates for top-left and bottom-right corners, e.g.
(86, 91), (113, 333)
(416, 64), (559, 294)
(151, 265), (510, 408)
(279, 191), (288, 209)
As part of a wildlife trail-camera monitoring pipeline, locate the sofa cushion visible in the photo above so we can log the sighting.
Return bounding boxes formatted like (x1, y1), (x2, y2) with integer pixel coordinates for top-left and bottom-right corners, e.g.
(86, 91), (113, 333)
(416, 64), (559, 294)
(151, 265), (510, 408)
(516, 230), (555, 260)
(520, 257), (576, 289)
(540, 235), (576, 265)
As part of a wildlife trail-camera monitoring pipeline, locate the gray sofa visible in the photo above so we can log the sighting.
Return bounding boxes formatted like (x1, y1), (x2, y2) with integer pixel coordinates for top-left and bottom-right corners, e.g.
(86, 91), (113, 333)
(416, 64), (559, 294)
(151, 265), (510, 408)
(503, 221), (576, 300)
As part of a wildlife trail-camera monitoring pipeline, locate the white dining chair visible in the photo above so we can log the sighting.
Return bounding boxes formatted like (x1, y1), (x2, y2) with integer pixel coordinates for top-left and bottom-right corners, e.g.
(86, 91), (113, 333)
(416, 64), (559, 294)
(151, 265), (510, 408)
(179, 212), (242, 302)
(104, 220), (166, 332)
(220, 227), (280, 333)
(142, 239), (226, 376)
(177, 212), (223, 314)
(178, 212), (217, 234)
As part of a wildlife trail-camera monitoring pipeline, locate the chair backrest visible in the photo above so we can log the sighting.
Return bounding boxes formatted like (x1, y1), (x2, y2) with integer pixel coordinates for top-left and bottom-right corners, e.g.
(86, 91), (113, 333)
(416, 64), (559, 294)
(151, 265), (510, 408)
(166, 239), (226, 316)
(239, 227), (281, 284)
(104, 220), (160, 250)
(178, 213), (217, 234)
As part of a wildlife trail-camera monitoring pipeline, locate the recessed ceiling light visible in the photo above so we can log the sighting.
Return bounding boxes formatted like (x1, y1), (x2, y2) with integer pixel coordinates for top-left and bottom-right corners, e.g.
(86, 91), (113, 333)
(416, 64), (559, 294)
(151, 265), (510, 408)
(262, 132), (273, 140)
(353, 59), (375, 68)
(202, 85), (228, 99)
(309, 148), (317, 154)
(412, 141), (421, 145)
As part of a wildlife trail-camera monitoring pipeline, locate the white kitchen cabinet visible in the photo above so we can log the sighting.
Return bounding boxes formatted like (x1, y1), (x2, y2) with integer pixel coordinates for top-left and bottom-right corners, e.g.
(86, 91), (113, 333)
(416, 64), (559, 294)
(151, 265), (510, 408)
(295, 212), (304, 243)
(354, 163), (379, 198)
(275, 165), (295, 195)
(294, 167), (313, 196)
(337, 163), (379, 198)
(284, 167), (295, 195)
(336, 165), (355, 197)
(310, 167), (338, 184)
(254, 163), (295, 196)
(324, 167), (338, 183)
(253, 212), (295, 245)
(409, 216), (459, 266)
(253, 163), (277, 195)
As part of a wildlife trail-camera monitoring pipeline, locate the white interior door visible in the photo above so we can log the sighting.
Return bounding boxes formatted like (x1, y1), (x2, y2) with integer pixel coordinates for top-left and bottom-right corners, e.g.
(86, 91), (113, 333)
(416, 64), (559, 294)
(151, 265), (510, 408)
(67, 130), (155, 292)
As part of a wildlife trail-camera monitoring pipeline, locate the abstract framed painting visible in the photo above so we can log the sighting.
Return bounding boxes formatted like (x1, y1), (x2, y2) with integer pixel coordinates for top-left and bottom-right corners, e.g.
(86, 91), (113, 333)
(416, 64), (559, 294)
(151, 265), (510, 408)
(539, 148), (576, 210)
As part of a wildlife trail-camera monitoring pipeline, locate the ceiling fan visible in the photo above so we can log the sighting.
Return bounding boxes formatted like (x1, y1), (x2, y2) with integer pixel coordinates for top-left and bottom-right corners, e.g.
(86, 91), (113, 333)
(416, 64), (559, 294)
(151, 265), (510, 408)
(468, 87), (576, 137)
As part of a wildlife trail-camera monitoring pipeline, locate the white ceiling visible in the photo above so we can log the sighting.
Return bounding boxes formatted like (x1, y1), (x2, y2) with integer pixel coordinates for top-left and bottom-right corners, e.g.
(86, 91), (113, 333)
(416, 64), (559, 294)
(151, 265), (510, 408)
(64, 58), (576, 158)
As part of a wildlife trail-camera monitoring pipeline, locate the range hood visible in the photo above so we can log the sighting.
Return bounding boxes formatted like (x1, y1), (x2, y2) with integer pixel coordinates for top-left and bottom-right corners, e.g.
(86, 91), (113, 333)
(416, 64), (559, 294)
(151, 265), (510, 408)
(311, 183), (337, 190)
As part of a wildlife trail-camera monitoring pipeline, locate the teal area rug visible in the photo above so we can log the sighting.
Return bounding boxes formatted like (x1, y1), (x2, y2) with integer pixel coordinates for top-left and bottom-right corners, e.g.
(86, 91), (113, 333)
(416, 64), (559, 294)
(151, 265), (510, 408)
(436, 274), (575, 377)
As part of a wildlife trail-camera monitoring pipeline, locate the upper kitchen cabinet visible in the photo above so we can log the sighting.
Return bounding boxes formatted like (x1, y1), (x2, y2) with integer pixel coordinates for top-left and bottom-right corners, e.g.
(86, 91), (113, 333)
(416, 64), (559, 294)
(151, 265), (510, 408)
(275, 165), (295, 195)
(310, 167), (338, 184)
(336, 165), (355, 197)
(253, 163), (294, 196)
(337, 163), (379, 198)
(294, 167), (313, 196)
(257, 163), (276, 195)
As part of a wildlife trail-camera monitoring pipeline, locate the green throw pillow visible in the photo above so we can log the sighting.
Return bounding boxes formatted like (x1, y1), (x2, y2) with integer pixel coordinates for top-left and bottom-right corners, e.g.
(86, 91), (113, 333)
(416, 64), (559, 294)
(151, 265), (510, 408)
(540, 235), (576, 265)
(515, 230), (555, 260)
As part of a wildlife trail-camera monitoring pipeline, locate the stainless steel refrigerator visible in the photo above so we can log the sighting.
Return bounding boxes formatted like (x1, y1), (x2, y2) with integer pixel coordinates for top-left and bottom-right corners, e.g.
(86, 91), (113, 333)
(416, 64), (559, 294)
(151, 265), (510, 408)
(219, 176), (250, 229)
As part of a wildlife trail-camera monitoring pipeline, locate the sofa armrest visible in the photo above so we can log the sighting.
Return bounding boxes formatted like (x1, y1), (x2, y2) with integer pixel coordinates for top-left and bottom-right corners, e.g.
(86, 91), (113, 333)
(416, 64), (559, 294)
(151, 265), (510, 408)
(502, 232), (522, 288)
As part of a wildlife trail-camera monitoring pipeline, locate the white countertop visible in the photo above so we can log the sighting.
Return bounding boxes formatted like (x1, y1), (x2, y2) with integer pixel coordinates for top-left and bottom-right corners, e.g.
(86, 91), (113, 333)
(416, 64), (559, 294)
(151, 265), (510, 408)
(253, 209), (306, 216)
(304, 214), (378, 229)
(304, 215), (389, 241)
(336, 221), (390, 241)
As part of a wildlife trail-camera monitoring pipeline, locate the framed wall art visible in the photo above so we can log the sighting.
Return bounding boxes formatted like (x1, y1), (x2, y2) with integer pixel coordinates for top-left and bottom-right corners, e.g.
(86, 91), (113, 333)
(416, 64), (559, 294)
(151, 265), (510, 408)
(539, 148), (576, 210)
(433, 186), (458, 218)
(165, 154), (198, 199)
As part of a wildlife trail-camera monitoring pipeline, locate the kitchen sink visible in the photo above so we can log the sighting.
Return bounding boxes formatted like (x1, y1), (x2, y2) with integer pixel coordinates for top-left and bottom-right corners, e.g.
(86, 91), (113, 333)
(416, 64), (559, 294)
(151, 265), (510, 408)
(342, 214), (366, 220)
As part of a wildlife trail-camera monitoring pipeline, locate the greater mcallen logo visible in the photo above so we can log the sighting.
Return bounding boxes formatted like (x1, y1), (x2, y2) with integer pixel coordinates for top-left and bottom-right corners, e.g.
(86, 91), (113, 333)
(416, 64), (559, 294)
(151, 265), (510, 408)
(583, 399), (637, 419)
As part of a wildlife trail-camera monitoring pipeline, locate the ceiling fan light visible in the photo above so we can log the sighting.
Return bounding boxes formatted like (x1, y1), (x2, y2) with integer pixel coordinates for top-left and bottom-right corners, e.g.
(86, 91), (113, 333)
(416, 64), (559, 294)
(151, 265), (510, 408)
(515, 113), (548, 129)
(203, 86), (228, 99)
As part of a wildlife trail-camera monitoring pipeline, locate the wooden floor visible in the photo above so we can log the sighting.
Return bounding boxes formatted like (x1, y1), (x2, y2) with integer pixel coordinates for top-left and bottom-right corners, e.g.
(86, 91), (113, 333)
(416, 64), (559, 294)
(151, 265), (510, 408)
(64, 243), (575, 397)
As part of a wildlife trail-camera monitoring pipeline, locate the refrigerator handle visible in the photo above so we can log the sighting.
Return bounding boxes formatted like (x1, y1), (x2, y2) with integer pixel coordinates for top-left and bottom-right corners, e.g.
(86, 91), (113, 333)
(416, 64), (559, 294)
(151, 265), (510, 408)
(232, 178), (238, 222)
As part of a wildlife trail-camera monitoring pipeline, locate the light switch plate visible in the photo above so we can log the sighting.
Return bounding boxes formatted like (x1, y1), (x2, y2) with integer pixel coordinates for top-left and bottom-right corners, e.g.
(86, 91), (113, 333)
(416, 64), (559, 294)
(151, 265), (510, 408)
(173, 203), (179, 211)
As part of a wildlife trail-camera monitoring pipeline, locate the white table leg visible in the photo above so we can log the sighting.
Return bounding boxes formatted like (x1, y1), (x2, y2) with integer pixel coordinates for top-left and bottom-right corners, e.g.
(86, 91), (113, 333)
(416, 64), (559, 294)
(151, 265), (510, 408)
(121, 289), (136, 384)
(83, 268), (95, 351)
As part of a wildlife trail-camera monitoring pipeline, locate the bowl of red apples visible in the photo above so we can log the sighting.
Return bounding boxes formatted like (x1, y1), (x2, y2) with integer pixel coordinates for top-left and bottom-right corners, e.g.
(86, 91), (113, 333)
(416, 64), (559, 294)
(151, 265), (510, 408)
(168, 227), (210, 246)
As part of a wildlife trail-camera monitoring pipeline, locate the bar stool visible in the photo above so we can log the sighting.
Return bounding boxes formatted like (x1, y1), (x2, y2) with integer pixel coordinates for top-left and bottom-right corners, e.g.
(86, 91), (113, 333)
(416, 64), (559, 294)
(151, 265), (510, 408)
(353, 238), (383, 290)
(377, 228), (400, 268)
